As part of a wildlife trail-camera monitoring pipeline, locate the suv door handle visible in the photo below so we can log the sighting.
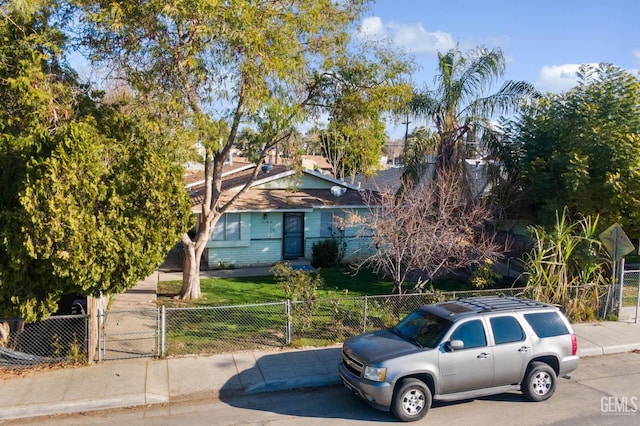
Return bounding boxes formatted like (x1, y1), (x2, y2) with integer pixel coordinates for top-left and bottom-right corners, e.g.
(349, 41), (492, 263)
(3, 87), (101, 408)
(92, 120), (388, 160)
(477, 352), (491, 359)
(518, 346), (531, 352)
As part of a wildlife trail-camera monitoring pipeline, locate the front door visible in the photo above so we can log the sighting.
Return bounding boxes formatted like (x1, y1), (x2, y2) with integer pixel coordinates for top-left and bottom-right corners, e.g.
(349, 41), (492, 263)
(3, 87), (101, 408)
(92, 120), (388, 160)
(283, 213), (304, 259)
(438, 319), (494, 394)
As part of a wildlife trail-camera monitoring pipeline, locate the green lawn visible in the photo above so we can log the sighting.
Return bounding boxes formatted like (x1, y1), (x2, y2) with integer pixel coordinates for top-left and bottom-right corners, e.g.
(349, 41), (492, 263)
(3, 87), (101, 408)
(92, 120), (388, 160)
(155, 266), (504, 355)
(157, 266), (471, 308)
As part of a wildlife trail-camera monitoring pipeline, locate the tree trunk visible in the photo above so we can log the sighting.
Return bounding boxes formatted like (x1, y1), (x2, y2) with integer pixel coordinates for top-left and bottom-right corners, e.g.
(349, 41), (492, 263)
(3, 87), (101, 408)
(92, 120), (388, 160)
(0, 321), (9, 346)
(177, 239), (203, 300)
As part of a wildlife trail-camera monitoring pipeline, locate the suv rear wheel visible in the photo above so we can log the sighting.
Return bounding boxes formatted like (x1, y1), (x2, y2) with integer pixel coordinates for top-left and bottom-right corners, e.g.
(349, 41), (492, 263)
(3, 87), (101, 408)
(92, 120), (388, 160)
(391, 378), (432, 422)
(522, 361), (557, 402)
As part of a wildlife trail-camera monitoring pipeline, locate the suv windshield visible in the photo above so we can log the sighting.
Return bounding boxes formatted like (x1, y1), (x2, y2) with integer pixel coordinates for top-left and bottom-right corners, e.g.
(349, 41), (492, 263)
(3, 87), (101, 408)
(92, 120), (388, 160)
(393, 309), (452, 348)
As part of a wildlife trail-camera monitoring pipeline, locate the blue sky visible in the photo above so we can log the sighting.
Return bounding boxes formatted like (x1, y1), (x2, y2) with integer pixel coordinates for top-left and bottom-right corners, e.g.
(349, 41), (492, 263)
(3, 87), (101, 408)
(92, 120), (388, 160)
(360, 0), (639, 138)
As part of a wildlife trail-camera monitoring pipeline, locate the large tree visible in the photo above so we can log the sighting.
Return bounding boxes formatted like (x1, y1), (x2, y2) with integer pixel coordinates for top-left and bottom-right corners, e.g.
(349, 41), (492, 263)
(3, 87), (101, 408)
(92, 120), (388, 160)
(319, 48), (411, 182)
(404, 46), (538, 193)
(77, 0), (412, 299)
(500, 64), (640, 235)
(0, 1), (192, 321)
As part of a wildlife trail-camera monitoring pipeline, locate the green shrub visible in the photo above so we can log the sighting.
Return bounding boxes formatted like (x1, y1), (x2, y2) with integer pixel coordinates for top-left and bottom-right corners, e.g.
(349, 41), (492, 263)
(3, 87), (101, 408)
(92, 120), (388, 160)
(271, 262), (324, 330)
(311, 238), (346, 268)
(471, 260), (502, 288)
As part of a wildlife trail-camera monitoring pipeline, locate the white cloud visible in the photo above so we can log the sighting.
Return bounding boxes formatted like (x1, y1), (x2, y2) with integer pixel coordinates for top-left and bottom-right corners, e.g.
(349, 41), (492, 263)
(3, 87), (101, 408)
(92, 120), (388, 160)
(535, 64), (584, 93)
(358, 16), (387, 40)
(358, 17), (455, 55)
(633, 49), (640, 66)
(537, 61), (640, 93)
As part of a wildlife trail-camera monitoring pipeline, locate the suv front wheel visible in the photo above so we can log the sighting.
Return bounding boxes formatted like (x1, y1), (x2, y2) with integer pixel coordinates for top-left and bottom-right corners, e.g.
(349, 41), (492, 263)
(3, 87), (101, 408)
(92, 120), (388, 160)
(522, 361), (557, 402)
(391, 378), (432, 422)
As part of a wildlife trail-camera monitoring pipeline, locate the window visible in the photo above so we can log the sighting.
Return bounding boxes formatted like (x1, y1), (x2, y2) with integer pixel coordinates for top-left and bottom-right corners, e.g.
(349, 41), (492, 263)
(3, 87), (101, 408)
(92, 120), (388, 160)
(212, 213), (240, 241)
(490, 316), (525, 344)
(394, 309), (452, 349)
(320, 211), (345, 237)
(524, 312), (569, 338)
(449, 320), (487, 349)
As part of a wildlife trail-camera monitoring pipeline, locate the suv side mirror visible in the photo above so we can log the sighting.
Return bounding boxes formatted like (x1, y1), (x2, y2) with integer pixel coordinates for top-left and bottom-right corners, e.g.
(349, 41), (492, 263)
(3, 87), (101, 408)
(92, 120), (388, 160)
(445, 339), (464, 352)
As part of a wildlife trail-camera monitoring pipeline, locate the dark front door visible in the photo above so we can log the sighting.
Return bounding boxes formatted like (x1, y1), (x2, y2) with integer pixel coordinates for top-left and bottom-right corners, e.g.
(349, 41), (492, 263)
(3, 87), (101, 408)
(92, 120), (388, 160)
(283, 213), (304, 259)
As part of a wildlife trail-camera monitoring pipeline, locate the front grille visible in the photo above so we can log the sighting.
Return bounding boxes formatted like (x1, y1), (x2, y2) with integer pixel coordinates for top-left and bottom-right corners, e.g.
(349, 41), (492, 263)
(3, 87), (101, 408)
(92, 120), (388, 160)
(342, 348), (364, 377)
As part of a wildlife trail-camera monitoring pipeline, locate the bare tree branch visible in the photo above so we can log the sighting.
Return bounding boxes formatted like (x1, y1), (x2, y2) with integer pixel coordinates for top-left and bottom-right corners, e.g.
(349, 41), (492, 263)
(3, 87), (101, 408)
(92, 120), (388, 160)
(351, 169), (503, 294)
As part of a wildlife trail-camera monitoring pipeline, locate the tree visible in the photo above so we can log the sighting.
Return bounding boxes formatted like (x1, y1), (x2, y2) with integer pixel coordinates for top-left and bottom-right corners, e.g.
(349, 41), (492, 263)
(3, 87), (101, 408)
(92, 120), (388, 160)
(400, 126), (438, 189)
(501, 64), (640, 235)
(318, 47), (411, 182)
(404, 46), (538, 195)
(77, 0), (412, 299)
(351, 170), (502, 294)
(0, 2), (192, 321)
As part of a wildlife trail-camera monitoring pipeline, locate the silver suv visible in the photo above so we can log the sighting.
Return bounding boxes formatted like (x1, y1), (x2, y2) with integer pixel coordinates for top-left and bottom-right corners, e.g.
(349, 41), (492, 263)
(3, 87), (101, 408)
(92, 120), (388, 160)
(338, 296), (579, 422)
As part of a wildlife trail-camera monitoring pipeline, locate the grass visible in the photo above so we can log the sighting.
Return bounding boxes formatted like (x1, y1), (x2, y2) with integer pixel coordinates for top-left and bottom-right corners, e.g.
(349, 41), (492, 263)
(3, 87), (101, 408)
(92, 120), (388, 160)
(157, 266), (472, 308)
(156, 266), (513, 355)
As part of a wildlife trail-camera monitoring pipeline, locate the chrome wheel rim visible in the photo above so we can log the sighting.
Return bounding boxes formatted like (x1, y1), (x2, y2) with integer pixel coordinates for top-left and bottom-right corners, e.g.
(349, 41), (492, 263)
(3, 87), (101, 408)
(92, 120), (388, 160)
(401, 388), (425, 416)
(532, 371), (552, 395)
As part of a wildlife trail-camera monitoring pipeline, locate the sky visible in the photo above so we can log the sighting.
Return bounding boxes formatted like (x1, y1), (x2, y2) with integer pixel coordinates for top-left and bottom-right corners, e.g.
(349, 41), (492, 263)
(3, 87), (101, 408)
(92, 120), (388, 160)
(360, 0), (640, 138)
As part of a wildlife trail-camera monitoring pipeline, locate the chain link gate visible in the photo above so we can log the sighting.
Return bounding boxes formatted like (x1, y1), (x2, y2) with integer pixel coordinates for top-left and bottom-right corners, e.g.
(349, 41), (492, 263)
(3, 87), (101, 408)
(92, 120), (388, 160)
(97, 308), (160, 361)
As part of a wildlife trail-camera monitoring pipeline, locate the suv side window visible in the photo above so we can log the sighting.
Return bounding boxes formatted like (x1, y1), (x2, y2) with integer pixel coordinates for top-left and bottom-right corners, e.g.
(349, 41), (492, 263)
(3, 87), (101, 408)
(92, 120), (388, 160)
(490, 316), (525, 344)
(450, 320), (487, 349)
(524, 312), (569, 338)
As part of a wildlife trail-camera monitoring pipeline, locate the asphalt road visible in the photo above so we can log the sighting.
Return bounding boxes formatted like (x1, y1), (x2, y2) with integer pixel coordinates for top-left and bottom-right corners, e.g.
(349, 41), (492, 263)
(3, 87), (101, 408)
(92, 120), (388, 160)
(7, 352), (640, 425)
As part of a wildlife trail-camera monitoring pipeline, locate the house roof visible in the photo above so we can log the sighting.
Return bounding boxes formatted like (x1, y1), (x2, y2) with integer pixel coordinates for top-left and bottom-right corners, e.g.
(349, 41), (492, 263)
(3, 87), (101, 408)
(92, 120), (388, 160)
(353, 167), (406, 192)
(221, 188), (370, 212)
(300, 155), (333, 170)
(188, 164), (375, 212)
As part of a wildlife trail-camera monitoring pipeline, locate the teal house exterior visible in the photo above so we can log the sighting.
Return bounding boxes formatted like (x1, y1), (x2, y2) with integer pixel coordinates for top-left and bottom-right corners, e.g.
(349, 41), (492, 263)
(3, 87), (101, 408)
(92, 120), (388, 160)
(186, 163), (375, 269)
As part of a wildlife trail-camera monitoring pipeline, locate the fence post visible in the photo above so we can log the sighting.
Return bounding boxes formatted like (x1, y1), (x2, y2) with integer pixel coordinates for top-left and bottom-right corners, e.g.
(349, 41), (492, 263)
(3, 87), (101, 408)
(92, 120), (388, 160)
(97, 306), (103, 362)
(160, 305), (166, 357)
(363, 295), (368, 333)
(285, 299), (291, 346)
(635, 272), (639, 324)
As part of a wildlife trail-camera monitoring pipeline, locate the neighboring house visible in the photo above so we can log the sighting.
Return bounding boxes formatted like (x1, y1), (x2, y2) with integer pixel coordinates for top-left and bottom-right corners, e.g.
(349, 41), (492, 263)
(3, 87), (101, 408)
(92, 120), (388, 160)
(300, 155), (333, 175)
(353, 157), (492, 197)
(352, 167), (406, 192)
(185, 163), (376, 268)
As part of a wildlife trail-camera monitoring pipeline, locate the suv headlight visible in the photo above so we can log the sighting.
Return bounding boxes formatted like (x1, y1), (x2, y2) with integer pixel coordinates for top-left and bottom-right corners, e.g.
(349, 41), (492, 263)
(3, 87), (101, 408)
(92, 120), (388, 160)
(364, 366), (386, 382)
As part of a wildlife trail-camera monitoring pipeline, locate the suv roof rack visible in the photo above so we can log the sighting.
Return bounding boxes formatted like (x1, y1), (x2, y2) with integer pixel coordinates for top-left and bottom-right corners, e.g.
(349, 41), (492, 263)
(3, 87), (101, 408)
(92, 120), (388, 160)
(455, 296), (551, 313)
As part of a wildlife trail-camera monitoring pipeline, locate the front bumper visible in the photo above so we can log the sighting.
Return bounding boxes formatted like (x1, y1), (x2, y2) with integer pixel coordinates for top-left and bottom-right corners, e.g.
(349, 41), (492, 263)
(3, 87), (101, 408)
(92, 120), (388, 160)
(338, 362), (393, 411)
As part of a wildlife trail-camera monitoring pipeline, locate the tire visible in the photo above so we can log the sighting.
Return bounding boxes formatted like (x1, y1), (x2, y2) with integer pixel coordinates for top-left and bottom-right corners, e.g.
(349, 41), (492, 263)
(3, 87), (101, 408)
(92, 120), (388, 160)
(522, 361), (557, 402)
(391, 378), (432, 422)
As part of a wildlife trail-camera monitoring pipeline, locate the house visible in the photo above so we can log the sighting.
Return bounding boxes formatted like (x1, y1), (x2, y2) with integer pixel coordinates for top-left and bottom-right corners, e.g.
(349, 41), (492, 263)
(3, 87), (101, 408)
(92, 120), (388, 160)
(185, 163), (376, 268)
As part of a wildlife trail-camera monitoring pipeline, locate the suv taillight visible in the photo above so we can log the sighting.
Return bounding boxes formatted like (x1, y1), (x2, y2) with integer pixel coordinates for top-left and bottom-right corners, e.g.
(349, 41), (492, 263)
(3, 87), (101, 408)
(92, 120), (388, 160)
(571, 333), (577, 356)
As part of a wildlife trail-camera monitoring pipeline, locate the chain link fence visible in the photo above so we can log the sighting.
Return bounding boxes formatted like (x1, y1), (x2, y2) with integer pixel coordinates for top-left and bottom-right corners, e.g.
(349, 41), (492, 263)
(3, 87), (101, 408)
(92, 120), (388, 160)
(163, 302), (287, 355)
(2, 286), (589, 366)
(0, 315), (88, 367)
(160, 287), (524, 357)
(621, 269), (640, 323)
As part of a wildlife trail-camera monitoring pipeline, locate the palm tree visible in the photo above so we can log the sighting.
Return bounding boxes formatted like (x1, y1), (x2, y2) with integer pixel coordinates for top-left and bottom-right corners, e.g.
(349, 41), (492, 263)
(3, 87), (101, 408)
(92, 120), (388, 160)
(403, 46), (538, 196)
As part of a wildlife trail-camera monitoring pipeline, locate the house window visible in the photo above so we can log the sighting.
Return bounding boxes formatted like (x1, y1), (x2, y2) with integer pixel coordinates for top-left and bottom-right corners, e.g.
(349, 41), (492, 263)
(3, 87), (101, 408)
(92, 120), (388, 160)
(320, 211), (345, 237)
(212, 213), (241, 241)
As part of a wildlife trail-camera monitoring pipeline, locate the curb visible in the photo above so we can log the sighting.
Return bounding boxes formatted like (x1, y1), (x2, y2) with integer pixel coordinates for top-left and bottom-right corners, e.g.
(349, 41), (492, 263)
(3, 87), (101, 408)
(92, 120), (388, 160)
(0, 395), (148, 421)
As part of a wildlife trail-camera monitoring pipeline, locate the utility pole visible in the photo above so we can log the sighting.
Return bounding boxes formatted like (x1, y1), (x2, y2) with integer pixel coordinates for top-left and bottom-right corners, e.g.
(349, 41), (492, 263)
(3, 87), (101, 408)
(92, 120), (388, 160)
(402, 112), (411, 146)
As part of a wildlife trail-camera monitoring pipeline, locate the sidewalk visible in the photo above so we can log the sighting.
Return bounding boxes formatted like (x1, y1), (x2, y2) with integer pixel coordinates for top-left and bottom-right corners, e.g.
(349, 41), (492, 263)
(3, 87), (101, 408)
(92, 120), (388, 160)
(2, 264), (640, 421)
(1, 320), (639, 421)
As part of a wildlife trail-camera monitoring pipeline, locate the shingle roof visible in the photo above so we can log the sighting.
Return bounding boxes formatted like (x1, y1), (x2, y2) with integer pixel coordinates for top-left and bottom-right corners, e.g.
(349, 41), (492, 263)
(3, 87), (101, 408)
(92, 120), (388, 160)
(222, 188), (370, 211)
(188, 164), (375, 211)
